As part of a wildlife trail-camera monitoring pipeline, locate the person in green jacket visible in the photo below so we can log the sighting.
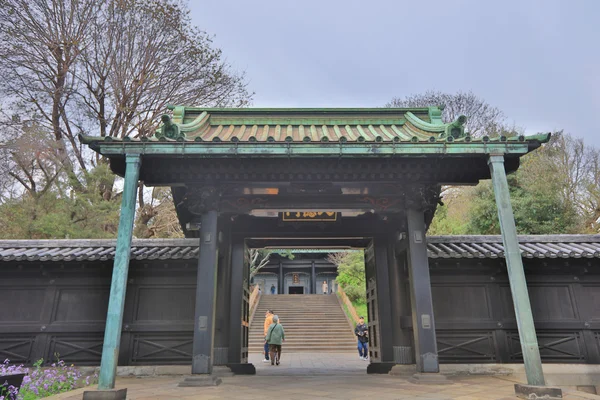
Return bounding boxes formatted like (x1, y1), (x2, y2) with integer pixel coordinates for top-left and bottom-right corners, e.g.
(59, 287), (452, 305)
(265, 315), (285, 366)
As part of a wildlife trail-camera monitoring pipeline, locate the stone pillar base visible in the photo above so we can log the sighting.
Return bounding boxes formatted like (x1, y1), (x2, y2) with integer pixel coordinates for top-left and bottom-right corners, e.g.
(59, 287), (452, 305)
(409, 373), (452, 385)
(366, 362), (395, 374)
(227, 363), (256, 375)
(83, 389), (127, 400)
(178, 375), (222, 387)
(212, 366), (234, 377)
(389, 364), (415, 376)
(514, 384), (562, 399)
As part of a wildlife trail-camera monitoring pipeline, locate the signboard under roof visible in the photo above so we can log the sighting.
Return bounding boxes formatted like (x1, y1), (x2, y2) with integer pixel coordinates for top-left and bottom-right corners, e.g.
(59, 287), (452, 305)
(280, 211), (338, 222)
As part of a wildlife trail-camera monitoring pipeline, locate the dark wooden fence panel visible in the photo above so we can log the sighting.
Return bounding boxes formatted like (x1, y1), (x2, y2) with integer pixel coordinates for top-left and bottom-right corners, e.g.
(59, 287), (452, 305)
(431, 258), (600, 364)
(2, 257), (599, 366)
(0, 261), (195, 366)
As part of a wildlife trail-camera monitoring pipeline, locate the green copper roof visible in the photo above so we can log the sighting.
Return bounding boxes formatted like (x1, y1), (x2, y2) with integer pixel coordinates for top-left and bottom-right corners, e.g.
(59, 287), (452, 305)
(78, 107), (551, 156)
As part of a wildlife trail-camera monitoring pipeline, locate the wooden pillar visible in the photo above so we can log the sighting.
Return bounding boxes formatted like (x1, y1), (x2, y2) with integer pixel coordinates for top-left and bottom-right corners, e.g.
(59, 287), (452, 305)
(488, 154), (545, 386)
(191, 210), (219, 374)
(387, 239), (413, 364)
(98, 154), (140, 390)
(228, 240), (244, 363)
(278, 261), (283, 294)
(311, 261), (316, 294)
(374, 238), (395, 362)
(406, 209), (439, 373)
(214, 218), (232, 365)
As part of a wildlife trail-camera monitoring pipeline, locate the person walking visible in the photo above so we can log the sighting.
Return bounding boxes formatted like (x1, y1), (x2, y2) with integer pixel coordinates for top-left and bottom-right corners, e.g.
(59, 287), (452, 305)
(270, 284), (276, 295)
(265, 315), (285, 365)
(355, 316), (369, 360)
(262, 309), (274, 363)
(322, 280), (328, 294)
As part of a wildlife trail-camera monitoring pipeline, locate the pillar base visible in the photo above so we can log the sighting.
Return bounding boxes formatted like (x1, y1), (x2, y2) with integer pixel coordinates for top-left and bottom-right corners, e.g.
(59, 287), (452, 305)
(178, 375), (222, 387)
(212, 366), (234, 377)
(409, 373), (452, 385)
(366, 362), (395, 374)
(83, 389), (127, 400)
(227, 363), (256, 375)
(514, 384), (562, 399)
(389, 364), (415, 376)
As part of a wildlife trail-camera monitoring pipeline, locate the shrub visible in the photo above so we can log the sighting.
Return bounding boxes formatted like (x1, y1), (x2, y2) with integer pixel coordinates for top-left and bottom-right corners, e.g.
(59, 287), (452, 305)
(344, 285), (366, 303)
(335, 251), (366, 289)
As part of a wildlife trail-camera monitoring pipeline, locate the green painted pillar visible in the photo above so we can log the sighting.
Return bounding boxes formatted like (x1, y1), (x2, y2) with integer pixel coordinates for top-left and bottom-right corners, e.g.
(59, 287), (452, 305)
(488, 154), (545, 386)
(98, 154), (141, 390)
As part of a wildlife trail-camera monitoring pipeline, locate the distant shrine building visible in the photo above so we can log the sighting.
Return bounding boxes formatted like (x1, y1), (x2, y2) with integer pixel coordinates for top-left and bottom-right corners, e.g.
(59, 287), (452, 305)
(1, 107), (600, 391)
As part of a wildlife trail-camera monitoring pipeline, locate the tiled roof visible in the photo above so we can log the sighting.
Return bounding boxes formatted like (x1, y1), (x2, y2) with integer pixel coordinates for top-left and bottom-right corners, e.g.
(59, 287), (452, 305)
(0, 239), (199, 262)
(427, 235), (600, 259)
(79, 107), (549, 145)
(0, 235), (598, 262)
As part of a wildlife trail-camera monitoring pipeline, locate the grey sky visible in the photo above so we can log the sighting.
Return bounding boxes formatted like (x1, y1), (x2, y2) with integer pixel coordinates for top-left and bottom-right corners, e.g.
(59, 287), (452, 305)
(191, 0), (599, 146)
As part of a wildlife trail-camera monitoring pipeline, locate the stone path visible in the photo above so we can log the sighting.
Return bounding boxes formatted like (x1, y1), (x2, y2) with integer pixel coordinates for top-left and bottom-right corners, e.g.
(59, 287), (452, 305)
(47, 352), (600, 400)
(249, 351), (367, 375)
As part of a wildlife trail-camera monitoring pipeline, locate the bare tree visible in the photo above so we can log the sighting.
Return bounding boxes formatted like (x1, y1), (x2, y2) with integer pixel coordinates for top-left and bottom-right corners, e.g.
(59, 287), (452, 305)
(0, 0), (253, 237)
(78, 0), (251, 145)
(326, 251), (351, 268)
(387, 90), (508, 137)
(135, 187), (184, 238)
(248, 248), (271, 279)
(0, 0), (101, 176)
(550, 133), (600, 232)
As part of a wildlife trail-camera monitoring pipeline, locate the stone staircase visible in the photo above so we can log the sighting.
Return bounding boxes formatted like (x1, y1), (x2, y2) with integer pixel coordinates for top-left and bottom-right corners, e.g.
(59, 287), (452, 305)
(249, 294), (357, 353)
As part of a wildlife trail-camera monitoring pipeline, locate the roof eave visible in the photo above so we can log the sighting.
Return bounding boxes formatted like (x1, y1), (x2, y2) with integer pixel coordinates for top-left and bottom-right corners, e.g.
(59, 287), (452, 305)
(79, 140), (537, 157)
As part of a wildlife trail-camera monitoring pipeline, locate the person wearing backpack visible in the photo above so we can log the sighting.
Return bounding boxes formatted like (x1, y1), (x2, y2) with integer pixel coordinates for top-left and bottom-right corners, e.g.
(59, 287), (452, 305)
(265, 315), (285, 366)
(355, 316), (369, 360)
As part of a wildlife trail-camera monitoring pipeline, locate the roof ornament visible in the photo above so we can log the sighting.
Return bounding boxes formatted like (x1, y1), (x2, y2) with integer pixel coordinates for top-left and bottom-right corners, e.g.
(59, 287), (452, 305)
(155, 114), (185, 140)
(441, 115), (467, 139)
(428, 107), (444, 125)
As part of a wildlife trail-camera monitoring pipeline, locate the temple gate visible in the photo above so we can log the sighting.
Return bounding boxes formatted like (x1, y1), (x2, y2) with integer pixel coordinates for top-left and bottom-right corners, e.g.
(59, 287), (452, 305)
(79, 106), (552, 394)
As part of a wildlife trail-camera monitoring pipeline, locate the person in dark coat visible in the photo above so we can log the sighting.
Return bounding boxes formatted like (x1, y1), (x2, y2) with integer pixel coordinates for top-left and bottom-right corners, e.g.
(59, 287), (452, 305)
(355, 316), (369, 360)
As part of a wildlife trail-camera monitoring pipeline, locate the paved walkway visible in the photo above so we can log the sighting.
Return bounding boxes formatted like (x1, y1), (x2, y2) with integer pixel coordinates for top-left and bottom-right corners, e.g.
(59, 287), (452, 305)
(47, 352), (600, 400)
(249, 351), (367, 375)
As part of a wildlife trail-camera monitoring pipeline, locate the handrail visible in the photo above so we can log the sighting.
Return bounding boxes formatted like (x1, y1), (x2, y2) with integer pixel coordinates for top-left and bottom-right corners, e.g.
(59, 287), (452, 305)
(337, 286), (360, 324)
(248, 284), (261, 326)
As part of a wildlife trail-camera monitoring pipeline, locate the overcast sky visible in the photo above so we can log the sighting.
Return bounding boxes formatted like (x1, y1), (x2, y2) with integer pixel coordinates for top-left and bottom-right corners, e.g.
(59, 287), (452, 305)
(191, 0), (599, 146)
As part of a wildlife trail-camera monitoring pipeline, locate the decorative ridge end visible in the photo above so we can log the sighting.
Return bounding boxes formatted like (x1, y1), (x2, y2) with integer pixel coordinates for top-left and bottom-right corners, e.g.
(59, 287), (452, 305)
(541, 132), (551, 143)
(78, 133), (89, 144)
(154, 114), (186, 140)
(405, 112), (446, 133)
(179, 111), (210, 138)
(428, 106), (444, 125)
(171, 105), (186, 124)
(441, 115), (467, 139)
(524, 132), (552, 143)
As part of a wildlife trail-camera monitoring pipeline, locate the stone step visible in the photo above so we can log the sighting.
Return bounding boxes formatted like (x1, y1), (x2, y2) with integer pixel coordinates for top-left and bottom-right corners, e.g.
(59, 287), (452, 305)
(251, 318), (349, 321)
(248, 338), (356, 347)
(250, 293), (355, 352)
(249, 326), (350, 331)
(249, 343), (357, 348)
(249, 327), (351, 332)
(249, 346), (357, 352)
